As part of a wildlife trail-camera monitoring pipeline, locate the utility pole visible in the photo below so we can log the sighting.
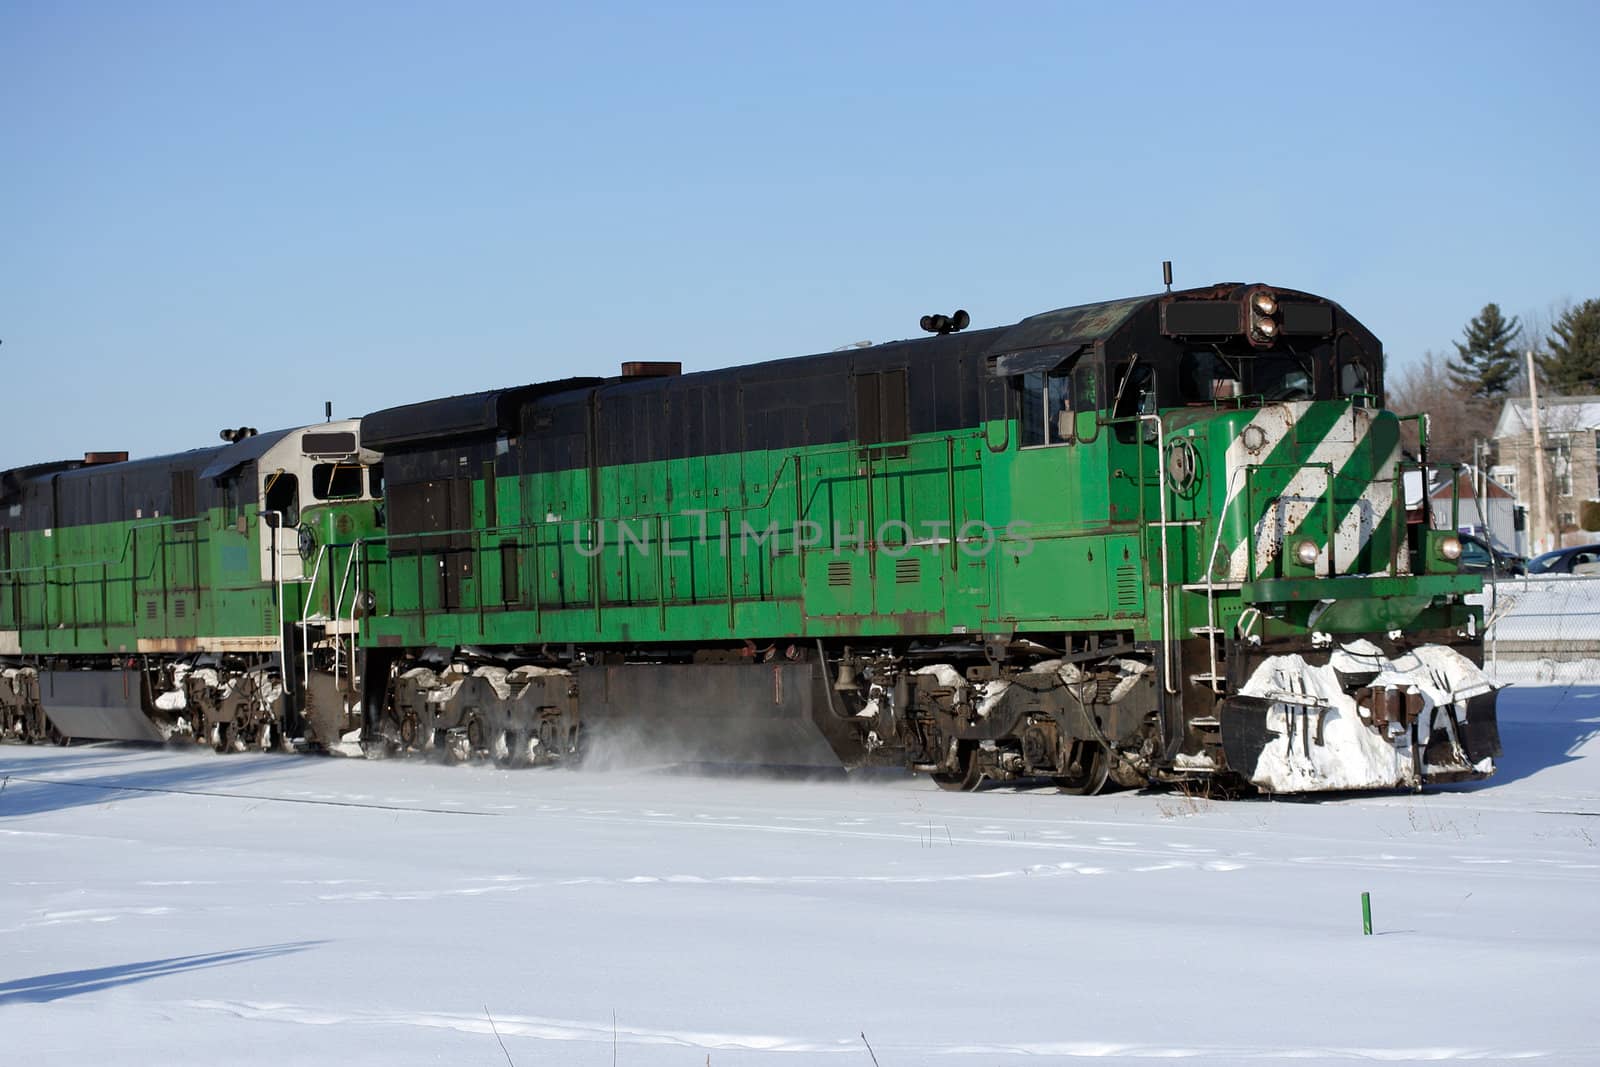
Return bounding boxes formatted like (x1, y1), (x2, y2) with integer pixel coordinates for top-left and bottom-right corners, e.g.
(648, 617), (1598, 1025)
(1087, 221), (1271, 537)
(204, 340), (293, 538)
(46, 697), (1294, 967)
(1527, 349), (1551, 553)
(1472, 437), (1485, 534)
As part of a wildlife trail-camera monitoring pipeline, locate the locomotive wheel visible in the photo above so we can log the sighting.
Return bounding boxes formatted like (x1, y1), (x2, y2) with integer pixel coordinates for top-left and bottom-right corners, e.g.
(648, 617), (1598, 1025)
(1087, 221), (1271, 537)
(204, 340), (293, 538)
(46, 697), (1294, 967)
(501, 730), (531, 769)
(1054, 741), (1111, 796)
(262, 720), (291, 753)
(930, 742), (983, 792)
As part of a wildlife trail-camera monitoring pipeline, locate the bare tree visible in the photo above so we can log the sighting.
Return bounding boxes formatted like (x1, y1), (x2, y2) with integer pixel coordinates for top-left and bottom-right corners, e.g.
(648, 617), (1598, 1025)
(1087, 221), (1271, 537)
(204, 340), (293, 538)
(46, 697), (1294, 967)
(1388, 349), (1481, 462)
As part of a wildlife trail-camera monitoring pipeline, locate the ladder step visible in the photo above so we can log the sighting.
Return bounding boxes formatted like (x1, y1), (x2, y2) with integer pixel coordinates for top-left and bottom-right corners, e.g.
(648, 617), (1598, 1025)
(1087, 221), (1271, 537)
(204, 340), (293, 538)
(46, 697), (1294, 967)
(1189, 626), (1224, 635)
(1189, 673), (1225, 684)
(1181, 582), (1242, 592)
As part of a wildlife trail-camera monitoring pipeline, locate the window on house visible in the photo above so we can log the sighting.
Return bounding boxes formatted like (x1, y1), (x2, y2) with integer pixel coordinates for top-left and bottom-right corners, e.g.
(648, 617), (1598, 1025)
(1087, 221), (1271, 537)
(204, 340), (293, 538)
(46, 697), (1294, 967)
(1554, 437), (1573, 497)
(1491, 466), (1517, 499)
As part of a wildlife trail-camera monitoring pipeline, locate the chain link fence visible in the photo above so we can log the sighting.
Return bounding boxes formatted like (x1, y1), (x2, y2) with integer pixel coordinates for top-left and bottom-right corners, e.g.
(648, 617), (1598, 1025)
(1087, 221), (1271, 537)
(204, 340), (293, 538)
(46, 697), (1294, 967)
(1480, 574), (1600, 669)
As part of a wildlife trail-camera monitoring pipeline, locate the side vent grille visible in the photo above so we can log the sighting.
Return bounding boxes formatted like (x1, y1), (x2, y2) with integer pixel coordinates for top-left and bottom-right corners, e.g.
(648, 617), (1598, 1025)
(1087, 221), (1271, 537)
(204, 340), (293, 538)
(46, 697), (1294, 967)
(173, 598), (187, 620)
(1114, 563), (1140, 610)
(145, 599), (158, 621)
(827, 560), (853, 587)
(894, 558), (920, 585)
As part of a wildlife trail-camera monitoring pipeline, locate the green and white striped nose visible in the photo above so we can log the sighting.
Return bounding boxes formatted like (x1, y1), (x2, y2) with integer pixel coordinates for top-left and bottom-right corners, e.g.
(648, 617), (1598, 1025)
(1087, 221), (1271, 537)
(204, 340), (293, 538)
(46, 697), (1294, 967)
(1214, 401), (1406, 582)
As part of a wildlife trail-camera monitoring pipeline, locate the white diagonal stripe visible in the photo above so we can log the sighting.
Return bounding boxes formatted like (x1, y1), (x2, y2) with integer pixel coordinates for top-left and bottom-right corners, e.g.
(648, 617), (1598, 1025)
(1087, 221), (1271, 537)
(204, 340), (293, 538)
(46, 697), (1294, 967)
(1227, 406), (1370, 580)
(1328, 437), (1401, 575)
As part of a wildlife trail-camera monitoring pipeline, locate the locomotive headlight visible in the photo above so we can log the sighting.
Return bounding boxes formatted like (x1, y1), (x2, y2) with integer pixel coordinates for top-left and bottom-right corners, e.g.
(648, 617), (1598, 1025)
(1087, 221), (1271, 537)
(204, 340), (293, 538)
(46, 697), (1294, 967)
(1246, 288), (1281, 347)
(1438, 535), (1462, 561)
(1293, 539), (1319, 567)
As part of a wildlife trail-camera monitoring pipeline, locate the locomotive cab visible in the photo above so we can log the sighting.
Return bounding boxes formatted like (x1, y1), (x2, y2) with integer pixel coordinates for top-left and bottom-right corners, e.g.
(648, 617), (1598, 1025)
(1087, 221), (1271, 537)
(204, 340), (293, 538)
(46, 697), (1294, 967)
(245, 420), (382, 583)
(984, 284), (1493, 792)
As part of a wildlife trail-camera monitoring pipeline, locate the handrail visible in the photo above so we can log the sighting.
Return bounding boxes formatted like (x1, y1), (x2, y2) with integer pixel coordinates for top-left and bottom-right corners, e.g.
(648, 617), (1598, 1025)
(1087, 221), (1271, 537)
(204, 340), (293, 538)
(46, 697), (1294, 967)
(333, 538), (360, 622)
(1199, 465), (1249, 690)
(356, 434), (988, 621)
(0, 515), (207, 581)
(331, 537), (362, 693)
(348, 537), (364, 643)
(260, 510), (290, 694)
(1240, 461), (1335, 579)
(299, 540), (329, 699)
(0, 519), (199, 637)
(1138, 414), (1176, 696)
(288, 532), (366, 696)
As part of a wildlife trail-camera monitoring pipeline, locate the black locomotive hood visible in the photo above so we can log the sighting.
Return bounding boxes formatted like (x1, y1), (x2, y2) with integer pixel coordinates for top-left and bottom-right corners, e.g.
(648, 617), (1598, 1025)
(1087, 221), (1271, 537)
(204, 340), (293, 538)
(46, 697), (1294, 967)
(987, 293), (1155, 365)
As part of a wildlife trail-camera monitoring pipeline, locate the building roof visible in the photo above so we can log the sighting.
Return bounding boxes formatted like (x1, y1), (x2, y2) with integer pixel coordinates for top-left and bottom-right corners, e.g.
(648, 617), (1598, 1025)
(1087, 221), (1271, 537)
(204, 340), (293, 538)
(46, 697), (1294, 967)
(1494, 394), (1600, 439)
(1429, 470), (1513, 500)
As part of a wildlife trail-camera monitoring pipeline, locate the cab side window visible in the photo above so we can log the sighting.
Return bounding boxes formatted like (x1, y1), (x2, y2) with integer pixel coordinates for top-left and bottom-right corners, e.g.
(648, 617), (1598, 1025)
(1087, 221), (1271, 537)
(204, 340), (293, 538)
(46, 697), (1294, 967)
(264, 471), (300, 528)
(1112, 363), (1155, 443)
(1019, 369), (1075, 447)
(1340, 358), (1373, 399)
(312, 463), (364, 501)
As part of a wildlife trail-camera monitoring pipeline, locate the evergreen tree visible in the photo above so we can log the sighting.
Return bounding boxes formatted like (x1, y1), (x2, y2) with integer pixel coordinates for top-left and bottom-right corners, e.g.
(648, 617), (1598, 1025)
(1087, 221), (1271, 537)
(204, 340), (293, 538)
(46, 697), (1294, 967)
(1537, 299), (1600, 395)
(1447, 303), (1522, 399)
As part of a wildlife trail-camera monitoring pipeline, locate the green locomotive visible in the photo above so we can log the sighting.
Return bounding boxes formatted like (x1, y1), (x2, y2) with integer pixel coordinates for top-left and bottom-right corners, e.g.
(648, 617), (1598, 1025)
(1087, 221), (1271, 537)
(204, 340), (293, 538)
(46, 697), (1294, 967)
(1, 283), (1497, 793)
(353, 282), (1498, 793)
(0, 421), (381, 750)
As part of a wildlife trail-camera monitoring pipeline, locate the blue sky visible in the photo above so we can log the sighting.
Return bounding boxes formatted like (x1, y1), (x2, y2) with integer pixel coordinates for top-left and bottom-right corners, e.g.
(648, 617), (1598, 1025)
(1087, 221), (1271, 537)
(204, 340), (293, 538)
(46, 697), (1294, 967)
(4, 1), (1597, 464)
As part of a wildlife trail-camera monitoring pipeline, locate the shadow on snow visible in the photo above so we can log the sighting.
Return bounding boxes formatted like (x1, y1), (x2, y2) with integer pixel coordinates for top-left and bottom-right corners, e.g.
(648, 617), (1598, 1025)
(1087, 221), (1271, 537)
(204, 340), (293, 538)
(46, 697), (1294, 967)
(0, 748), (303, 819)
(1436, 682), (1600, 793)
(0, 941), (325, 1005)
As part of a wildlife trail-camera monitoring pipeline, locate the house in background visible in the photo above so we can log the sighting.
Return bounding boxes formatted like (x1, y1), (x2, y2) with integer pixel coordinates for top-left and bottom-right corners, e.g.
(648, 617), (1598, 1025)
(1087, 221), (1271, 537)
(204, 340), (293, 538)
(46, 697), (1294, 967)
(1490, 394), (1600, 545)
(1430, 469), (1522, 555)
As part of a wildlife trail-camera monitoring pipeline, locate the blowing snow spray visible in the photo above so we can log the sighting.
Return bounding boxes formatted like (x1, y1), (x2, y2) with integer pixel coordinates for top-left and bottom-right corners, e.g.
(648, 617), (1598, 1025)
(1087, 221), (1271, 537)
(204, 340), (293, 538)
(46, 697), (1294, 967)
(1361, 892), (1373, 935)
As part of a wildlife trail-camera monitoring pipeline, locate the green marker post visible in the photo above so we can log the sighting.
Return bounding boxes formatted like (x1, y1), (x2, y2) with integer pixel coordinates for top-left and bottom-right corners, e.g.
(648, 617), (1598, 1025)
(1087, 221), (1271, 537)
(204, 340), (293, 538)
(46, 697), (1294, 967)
(1361, 891), (1372, 935)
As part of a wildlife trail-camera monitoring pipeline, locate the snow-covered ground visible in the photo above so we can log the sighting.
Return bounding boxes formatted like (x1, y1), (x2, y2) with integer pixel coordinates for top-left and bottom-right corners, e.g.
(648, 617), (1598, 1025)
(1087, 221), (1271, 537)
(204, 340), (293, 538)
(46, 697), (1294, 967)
(4, 677), (1599, 1064)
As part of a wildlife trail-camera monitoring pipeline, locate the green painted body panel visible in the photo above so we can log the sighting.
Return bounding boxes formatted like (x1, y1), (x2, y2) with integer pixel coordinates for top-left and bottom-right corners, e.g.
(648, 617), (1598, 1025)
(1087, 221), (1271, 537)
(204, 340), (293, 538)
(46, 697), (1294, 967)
(0, 499), (383, 655)
(360, 395), (1477, 653)
(1240, 573), (1478, 603)
(361, 421), (1170, 648)
(364, 430), (1011, 646)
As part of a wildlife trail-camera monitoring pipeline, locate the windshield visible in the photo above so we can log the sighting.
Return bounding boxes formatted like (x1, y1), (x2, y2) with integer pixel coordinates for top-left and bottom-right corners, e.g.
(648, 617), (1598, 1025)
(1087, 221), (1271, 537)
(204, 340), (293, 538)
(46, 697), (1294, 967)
(1529, 546), (1600, 574)
(1253, 354), (1315, 401)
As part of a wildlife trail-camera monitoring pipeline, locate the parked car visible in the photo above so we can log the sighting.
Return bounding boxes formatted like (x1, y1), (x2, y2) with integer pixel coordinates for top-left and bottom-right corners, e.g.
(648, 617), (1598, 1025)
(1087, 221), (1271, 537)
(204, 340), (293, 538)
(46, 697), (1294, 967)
(1526, 543), (1600, 576)
(1456, 532), (1526, 577)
